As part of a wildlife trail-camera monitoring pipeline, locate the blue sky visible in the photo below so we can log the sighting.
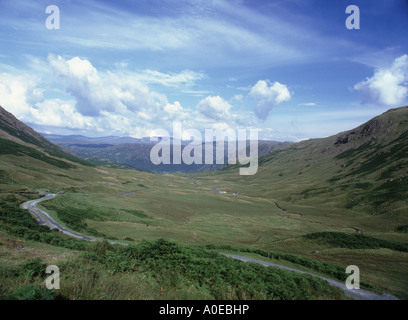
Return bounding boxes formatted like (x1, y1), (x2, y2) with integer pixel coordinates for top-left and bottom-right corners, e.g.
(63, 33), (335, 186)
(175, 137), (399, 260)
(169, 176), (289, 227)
(1, 0), (408, 141)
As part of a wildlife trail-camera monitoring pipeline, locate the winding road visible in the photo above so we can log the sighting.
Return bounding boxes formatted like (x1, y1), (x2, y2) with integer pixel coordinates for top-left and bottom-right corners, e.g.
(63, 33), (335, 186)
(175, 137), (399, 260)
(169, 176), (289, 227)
(22, 193), (96, 241)
(21, 192), (398, 300)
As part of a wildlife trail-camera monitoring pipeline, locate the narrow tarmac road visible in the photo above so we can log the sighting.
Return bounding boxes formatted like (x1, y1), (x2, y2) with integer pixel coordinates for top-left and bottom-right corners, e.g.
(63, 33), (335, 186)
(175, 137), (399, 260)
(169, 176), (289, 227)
(22, 193), (96, 241)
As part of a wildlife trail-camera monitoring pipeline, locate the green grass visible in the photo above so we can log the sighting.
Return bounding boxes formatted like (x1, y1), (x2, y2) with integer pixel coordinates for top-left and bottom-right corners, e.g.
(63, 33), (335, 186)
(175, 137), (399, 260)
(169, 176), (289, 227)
(335, 141), (373, 160)
(121, 209), (151, 220)
(2, 157), (407, 298)
(0, 233), (345, 300)
(74, 239), (344, 300)
(41, 200), (110, 238)
(0, 195), (88, 251)
(1, 106), (408, 299)
(0, 138), (75, 169)
(396, 225), (408, 234)
(373, 176), (408, 203)
(0, 114), (94, 168)
(303, 232), (408, 252)
(0, 118), (50, 150)
(19, 162), (405, 297)
(203, 244), (348, 281)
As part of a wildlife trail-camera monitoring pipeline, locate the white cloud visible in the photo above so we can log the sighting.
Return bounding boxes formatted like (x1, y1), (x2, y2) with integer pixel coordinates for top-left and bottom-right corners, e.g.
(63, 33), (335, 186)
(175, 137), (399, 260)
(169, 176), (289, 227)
(163, 101), (192, 122)
(0, 56), (200, 137)
(48, 55), (115, 116)
(135, 69), (205, 87)
(354, 54), (408, 106)
(164, 101), (183, 114)
(298, 102), (316, 106)
(181, 89), (211, 97)
(232, 94), (244, 102)
(1, 56), (290, 138)
(48, 54), (170, 118)
(249, 80), (291, 120)
(197, 96), (233, 121)
(31, 99), (97, 130)
(0, 73), (43, 119)
(0, 73), (98, 131)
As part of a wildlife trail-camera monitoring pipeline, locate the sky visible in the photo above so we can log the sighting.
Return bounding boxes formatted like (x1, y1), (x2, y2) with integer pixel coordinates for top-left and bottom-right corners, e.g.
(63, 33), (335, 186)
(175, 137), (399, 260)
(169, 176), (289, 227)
(0, 0), (408, 141)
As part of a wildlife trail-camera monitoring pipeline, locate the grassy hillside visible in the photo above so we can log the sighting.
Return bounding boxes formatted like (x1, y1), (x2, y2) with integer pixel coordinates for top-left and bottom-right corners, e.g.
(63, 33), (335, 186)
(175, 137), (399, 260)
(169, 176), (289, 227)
(0, 106), (94, 168)
(1, 105), (408, 299)
(219, 106), (408, 214)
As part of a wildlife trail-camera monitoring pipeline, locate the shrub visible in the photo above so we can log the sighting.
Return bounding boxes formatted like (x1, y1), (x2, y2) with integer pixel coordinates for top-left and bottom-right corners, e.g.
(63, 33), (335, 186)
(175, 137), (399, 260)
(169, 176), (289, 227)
(4, 285), (56, 300)
(303, 232), (408, 252)
(86, 239), (343, 300)
(20, 258), (46, 279)
(395, 225), (408, 234)
(0, 196), (88, 251)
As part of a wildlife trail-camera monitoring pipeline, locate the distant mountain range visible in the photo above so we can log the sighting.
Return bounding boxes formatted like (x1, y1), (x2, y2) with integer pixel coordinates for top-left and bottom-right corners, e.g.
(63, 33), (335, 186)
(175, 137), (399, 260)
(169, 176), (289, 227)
(1, 105), (291, 174)
(43, 133), (291, 173)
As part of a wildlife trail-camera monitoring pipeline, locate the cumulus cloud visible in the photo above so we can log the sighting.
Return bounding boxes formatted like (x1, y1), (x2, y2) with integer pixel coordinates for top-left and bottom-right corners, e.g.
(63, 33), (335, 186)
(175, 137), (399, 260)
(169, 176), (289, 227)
(249, 80), (291, 120)
(0, 73), (43, 119)
(354, 54), (408, 106)
(197, 95), (233, 121)
(0, 56), (199, 137)
(163, 101), (192, 122)
(1, 56), (273, 138)
(48, 55), (109, 116)
(31, 99), (98, 130)
(48, 55), (169, 117)
(0, 73), (98, 132)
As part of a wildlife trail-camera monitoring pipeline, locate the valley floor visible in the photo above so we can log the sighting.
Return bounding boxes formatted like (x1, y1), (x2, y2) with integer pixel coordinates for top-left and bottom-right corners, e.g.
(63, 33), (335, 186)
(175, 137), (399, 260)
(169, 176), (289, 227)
(1, 161), (407, 299)
(1, 138), (408, 299)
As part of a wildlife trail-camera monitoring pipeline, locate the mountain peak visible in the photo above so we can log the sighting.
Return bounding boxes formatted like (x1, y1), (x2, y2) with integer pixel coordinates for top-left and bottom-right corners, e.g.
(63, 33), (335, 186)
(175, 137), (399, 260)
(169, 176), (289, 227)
(334, 105), (408, 149)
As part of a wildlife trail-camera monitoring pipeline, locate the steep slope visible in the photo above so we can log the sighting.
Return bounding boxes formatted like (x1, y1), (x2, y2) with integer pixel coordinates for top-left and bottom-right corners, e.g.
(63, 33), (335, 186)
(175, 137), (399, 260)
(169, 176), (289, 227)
(1, 105), (63, 152)
(0, 105), (97, 193)
(0, 105), (93, 170)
